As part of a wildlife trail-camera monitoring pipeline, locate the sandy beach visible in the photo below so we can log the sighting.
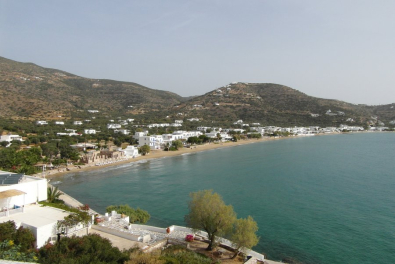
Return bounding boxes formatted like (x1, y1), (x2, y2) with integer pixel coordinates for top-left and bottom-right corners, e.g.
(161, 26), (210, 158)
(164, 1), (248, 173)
(40, 131), (371, 179)
(40, 136), (287, 179)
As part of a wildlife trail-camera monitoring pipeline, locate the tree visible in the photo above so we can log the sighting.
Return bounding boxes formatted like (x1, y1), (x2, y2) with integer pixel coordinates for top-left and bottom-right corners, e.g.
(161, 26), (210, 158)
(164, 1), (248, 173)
(47, 186), (62, 203)
(184, 190), (236, 250)
(172, 140), (183, 150)
(0, 221), (37, 261)
(139, 145), (150, 155)
(198, 135), (210, 143)
(187, 136), (201, 145)
(230, 216), (259, 259)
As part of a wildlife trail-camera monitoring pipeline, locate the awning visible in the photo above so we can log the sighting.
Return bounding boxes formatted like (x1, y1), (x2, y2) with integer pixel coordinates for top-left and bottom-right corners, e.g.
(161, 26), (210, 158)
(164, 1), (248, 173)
(0, 189), (26, 199)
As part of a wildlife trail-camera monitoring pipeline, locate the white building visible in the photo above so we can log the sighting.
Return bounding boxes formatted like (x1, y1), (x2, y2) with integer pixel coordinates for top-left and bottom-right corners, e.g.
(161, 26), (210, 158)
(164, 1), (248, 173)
(197, 126), (211, 132)
(84, 129), (96, 135)
(87, 110), (99, 113)
(73, 121), (83, 125)
(54, 121), (64, 125)
(122, 146), (139, 158)
(0, 134), (23, 143)
(107, 124), (122, 129)
(0, 172), (90, 248)
(187, 118), (200, 122)
(114, 129), (130, 135)
(138, 135), (163, 149)
(133, 131), (148, 139)
(36, 121), (48, 125)
(175, 120), (183, 124)
(171, 123), (182, 127)
(57, 129), (79, 137)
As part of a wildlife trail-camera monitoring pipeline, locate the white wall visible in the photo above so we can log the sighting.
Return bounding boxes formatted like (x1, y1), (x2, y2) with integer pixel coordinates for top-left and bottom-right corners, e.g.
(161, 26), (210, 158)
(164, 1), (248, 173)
(0, 176), (47, 208)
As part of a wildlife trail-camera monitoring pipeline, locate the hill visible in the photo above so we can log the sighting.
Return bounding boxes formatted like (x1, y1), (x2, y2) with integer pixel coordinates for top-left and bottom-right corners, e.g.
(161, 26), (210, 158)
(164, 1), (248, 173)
(1, 57), (394, 127)
(170, 82), (394, 127)
(0, 56), (184, 120)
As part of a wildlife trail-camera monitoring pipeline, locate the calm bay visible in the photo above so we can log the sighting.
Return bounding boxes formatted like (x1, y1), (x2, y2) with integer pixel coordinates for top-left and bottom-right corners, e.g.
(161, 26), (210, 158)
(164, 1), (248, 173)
(53, 133), (395, 264)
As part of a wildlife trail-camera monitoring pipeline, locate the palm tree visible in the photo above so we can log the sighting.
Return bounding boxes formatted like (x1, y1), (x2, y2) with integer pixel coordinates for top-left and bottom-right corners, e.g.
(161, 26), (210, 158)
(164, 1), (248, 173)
(47, 186), (62, 203)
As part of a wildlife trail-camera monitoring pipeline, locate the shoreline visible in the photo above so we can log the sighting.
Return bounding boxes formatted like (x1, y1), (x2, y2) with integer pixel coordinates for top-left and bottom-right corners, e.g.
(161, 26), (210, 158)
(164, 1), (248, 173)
(38, 131), (378, 180)
(40, 136), (288, 179)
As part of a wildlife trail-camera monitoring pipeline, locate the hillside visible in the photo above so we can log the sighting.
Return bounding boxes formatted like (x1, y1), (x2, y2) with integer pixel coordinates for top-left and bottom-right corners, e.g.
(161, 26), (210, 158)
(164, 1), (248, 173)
(1, 56), (394, 127)
(170, 82), (393, 127)
(0, 56), (184, 120)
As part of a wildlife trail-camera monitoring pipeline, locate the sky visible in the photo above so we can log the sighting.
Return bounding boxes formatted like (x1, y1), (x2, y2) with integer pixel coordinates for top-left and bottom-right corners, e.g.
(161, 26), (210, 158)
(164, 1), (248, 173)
(1, 0), (394, 105)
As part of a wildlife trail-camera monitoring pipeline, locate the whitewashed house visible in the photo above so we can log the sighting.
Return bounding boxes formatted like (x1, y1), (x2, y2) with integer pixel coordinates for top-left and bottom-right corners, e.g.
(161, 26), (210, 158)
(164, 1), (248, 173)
(0, 172), (78, 248)
(138, 135), (163, 149)
(107, 124), (121, 129)
(122, 146), (139, 158)
(114, 129), (130, 135)
(84, 129), (96, 135)
(197, 126), (211, 132)
(0, 134), (23, 143)
(57, 129), (79, 136)
(54, 121), (64, 125)
(36, 121), (48, 125)
(73, 121), (83, 125)
(133, 131), (148, 139)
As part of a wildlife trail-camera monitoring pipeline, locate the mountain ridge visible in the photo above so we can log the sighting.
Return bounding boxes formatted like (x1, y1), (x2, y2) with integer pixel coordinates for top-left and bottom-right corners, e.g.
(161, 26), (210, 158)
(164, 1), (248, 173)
(1, 56), (394, 127)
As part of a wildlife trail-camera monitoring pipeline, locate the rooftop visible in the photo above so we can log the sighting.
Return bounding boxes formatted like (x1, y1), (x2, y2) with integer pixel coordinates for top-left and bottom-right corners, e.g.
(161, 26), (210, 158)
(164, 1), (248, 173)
(0, 204), (69, 228)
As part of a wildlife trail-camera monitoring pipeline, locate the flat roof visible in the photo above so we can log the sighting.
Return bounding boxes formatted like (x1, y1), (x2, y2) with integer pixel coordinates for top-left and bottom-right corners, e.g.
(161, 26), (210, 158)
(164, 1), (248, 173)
(0, 189), (26, 199)
(0, 204), (69, 228)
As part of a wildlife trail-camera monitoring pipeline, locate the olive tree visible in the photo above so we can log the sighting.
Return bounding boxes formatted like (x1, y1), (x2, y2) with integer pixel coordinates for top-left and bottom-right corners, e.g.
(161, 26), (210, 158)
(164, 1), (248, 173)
(139, 145), (150, 155)
(230, 216), (259, 259)
(184, 190), (236, 250)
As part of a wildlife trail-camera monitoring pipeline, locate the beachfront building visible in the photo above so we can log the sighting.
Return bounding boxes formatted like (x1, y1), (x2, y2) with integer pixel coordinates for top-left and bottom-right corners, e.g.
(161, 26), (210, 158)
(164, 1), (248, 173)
(339, 125), (364, 131)
(320, 127), (339, 133)
(138, 135), (163, 149)
(123, 146), (140, 158)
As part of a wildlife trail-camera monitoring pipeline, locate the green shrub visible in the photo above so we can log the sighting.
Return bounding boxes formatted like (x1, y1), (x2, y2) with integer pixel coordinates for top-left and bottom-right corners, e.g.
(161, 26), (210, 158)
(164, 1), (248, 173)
(106, 204), (150, 224)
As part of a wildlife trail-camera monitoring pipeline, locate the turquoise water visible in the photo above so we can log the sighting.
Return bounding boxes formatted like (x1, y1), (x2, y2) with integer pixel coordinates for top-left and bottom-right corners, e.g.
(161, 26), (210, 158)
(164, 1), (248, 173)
(54, 133), (395, 264)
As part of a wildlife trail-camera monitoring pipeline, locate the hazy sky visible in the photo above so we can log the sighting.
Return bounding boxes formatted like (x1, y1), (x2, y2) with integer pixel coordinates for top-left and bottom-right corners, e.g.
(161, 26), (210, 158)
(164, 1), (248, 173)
(1, 1), (394, 105)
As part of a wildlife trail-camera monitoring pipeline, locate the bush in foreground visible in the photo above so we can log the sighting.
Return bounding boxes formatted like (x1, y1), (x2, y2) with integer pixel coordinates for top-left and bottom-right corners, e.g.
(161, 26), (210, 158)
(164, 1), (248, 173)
(38, 234), (130, 264)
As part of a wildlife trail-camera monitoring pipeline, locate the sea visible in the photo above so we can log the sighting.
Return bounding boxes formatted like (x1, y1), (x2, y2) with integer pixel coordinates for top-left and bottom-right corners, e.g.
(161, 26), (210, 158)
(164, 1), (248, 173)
(52, 132), (395, 264)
